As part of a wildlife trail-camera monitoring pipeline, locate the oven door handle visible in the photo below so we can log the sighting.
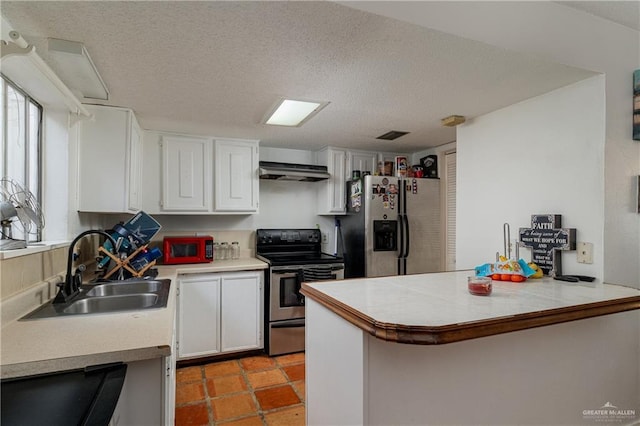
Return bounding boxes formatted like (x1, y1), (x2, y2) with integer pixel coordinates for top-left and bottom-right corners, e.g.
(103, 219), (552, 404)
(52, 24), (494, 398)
(271, 319), (305, 328)
(271, 269), (302, 275)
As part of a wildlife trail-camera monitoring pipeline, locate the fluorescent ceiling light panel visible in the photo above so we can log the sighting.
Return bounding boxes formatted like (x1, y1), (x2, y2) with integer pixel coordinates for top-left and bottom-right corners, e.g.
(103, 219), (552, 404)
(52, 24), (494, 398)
(47, 38), (109, 100)
(264, 99), (328, 127)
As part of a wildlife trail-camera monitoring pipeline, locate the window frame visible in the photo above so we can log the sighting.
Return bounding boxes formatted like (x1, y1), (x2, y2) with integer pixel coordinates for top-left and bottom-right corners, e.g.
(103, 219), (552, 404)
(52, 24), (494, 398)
(1, 73), (44, 242)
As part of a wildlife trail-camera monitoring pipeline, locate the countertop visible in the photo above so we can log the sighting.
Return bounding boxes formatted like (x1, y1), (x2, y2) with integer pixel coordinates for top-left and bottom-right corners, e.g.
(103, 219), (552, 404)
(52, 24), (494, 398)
(154, 257), (268, 276)
(301, 270), (640, 344)
(0, 258), (268, 379)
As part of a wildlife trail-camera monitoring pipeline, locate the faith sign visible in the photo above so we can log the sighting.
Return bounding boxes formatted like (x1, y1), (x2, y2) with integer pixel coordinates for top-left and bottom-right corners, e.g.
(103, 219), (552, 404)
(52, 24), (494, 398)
(519, 214), (576, 276)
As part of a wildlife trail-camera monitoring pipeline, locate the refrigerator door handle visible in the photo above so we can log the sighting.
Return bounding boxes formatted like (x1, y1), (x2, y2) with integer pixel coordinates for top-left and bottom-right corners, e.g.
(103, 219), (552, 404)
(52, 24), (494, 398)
(404, 214), (410, 258)
(398, 215), (406, 259)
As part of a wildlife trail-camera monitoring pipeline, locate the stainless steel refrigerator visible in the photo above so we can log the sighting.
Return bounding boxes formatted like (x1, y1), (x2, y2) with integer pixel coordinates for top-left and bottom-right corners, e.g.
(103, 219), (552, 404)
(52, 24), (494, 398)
(340, 175), (442, 278)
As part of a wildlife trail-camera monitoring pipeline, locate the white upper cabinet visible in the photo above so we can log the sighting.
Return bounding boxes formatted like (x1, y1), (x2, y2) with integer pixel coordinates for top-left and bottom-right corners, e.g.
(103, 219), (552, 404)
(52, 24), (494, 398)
(316, 147), (346, 215)
(346, 150), (378, 180)
(214, 139), (259, 213)
(78, 105), (142, 213)
(316, 147), (409, 215)
(128, 121), (143, 211)
(141, 133), (259, 214)
(161, 135), (212, 211)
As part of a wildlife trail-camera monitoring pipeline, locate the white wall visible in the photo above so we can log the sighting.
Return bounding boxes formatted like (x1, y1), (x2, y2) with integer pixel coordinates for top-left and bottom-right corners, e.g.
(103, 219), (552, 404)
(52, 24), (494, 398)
(344, 1), (640, 287)
(457, 77), (604, 279)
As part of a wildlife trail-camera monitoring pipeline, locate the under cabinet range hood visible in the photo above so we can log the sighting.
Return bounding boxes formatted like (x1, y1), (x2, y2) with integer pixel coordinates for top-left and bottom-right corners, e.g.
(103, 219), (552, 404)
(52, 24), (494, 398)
(259, 161), (330, 182)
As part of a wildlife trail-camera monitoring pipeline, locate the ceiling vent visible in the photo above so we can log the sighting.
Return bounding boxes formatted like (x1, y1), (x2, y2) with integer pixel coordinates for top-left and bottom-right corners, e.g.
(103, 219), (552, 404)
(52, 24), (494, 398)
(376, 130), (409, 141)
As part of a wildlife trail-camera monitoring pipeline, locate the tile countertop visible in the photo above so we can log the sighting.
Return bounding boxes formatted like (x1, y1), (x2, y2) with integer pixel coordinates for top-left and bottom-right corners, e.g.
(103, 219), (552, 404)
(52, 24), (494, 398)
(301, 270), (640, 345)
(0, 258), (268, 379)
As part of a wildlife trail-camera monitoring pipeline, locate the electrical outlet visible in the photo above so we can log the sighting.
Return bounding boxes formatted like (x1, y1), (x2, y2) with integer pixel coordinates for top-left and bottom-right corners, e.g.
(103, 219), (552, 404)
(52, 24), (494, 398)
(577, 242), (593, 264)
(322, 232), (328, 243)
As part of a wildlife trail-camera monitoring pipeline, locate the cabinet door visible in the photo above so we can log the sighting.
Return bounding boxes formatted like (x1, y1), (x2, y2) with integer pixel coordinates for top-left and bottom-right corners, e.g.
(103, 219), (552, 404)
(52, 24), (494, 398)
(346, 150), (377, 180)
(161, 136), (212, 211)
(329, 149), (347, 213)
(214, 139), (259, 212)
(127, 116), (142, 211)
(220, 272), (262, 352)
(177, 275), (221, 359)
(317, 147), (346, 215)
(78, 105), (131, 213)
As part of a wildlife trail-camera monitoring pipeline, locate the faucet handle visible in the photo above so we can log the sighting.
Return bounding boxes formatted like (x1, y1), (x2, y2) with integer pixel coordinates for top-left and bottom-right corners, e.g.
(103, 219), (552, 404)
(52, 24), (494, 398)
(53, 281), (69, 304)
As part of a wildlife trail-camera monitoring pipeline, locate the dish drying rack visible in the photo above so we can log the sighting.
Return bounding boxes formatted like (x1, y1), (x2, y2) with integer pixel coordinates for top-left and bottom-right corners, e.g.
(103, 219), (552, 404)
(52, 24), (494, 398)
(99, 244), (156, 280)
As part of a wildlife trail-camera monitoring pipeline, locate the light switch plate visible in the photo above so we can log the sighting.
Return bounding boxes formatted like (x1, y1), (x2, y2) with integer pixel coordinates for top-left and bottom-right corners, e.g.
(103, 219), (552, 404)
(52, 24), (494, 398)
(576, 242), (593, 264)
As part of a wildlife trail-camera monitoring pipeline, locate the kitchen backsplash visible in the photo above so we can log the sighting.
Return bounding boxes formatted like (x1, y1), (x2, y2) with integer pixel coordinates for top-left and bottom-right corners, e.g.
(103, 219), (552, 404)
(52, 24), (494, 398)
(151, 229), (255, 258)
(0, 236), (98, 302)
(0, 248), (67, 301)
(0, 231), (255, 303)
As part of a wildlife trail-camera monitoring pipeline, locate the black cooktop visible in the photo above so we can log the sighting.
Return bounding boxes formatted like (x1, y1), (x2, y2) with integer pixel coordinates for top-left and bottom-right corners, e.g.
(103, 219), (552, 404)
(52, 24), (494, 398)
(256, 229), (343, 266)
(257, 252), (343, 267)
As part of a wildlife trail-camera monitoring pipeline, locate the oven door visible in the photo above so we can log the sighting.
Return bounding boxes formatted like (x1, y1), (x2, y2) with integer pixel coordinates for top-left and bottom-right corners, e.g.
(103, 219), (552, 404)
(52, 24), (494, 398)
(270, 267), (306, 322)
(269, 264), (344, 322)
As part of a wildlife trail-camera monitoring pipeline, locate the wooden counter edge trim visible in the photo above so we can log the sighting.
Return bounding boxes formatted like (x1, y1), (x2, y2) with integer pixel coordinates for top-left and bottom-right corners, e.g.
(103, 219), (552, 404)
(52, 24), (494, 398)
(300, 284), (640, 345)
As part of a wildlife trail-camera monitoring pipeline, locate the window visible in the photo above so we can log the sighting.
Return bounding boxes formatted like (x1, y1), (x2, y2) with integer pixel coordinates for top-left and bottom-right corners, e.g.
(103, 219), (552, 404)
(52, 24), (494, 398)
(1, 74), (43, 242)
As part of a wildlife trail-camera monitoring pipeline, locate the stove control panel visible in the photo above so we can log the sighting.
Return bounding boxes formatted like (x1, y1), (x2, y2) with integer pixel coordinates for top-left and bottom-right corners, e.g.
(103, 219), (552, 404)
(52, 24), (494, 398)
(257, 229), (321, 246)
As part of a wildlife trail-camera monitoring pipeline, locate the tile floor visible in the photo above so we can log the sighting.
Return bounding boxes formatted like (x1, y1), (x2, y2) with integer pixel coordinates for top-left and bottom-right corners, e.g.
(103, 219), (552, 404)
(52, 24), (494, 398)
(175, 353), (305, 425)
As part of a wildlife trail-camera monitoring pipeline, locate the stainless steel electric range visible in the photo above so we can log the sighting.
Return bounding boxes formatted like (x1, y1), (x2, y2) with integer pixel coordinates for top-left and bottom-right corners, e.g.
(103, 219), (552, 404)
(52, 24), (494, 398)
(256, 229), (344, 356)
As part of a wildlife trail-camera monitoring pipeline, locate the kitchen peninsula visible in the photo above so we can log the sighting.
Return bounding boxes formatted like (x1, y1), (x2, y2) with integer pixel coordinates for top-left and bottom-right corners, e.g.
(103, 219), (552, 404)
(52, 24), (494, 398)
(301, 271), (640, 425)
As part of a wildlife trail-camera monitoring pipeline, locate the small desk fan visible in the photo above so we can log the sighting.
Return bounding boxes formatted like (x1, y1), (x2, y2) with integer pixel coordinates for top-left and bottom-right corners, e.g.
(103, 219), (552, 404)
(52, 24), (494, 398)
(0, 178), (45, 250)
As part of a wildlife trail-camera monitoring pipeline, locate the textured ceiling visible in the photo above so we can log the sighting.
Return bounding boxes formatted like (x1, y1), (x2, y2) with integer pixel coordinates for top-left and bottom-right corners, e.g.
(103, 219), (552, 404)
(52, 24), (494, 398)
(1, 1), (598, 152)
(556, 1), (640, 31)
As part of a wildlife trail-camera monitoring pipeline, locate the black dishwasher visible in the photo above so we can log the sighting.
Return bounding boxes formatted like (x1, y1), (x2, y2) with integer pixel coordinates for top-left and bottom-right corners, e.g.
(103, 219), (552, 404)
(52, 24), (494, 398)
(1, 363), (127, 426)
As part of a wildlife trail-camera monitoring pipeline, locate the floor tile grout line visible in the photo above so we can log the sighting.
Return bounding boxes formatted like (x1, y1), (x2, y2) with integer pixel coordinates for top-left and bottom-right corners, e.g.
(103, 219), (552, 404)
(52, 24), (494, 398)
(176, 354), (306, 425)
(238, 359), (268, 425)
(200, 364), (216, 425)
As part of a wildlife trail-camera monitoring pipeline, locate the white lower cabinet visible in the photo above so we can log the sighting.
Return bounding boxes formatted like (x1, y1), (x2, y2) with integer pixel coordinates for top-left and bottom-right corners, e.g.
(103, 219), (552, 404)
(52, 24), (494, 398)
(177, 274), (221, 358)
(177, 271), (262, 360)
(220, 272), (262, 352)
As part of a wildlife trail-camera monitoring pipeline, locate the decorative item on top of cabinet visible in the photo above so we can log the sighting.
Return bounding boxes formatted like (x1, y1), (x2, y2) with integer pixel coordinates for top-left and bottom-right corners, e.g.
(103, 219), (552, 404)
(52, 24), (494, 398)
(77, 105), (142, 213)
(316, 146), (346, 215)
(176, 271), (263, 360)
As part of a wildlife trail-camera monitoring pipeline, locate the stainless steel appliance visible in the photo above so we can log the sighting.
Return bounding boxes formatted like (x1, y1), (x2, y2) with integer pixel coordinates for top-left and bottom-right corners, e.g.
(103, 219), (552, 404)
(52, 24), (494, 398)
(258, 161), (330, 181)
(341, 175), (442, 278)
(256, 229), (344, 356)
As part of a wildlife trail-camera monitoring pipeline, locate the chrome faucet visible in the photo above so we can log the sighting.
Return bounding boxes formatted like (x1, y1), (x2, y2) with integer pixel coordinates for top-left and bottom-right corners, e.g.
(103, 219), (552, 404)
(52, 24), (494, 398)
(53, 230), (118, 304)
